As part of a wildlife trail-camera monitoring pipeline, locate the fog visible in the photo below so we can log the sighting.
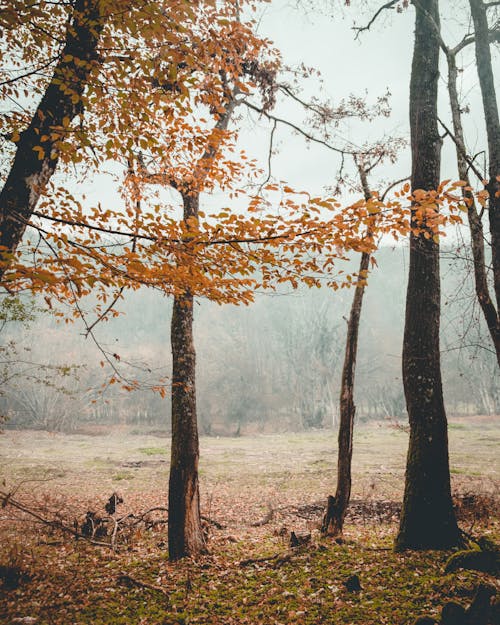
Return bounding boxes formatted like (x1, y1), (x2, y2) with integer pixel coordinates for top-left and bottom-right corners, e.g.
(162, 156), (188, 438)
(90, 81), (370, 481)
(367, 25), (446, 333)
(1, 1), (499, 432)
(1, 243), (498, 432)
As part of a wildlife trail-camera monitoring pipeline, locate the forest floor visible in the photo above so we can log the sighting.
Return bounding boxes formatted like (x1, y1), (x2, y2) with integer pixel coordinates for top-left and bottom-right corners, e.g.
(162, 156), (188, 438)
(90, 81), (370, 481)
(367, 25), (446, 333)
(0, 418), (498, 624)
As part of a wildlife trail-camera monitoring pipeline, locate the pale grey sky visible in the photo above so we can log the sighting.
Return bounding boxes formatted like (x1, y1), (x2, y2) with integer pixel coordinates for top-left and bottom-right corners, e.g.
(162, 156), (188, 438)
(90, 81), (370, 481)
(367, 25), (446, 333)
(52, 1), (500, 240)
(231, 0), (498, 199)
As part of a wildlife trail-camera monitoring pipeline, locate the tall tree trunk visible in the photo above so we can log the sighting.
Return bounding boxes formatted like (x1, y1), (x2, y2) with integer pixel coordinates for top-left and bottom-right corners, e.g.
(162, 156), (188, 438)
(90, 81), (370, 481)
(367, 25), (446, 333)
(469, 0), (500, 355)
(445, 45), (500, 365)
(396, 0), (461, 551)
(168, 192), (206, 561)
(322, 162), (372, 537)
(0, 0), (105, 278)
(166, 98), (236, 560)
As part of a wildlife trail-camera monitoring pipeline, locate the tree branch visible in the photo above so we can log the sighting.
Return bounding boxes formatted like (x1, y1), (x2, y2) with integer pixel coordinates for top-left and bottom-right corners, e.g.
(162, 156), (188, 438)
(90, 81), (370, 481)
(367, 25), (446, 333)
(242, 100), (364, 156)
(437, 117), (486, 183)
(352, 1), (400, 40)
(0, 56), (60, 88)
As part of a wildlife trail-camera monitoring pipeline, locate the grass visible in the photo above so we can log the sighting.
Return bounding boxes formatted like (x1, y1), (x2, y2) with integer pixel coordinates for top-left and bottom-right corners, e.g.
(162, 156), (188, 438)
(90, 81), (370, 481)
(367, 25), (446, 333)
(138, 446), (167, 456)
(0, 418), (498, 624)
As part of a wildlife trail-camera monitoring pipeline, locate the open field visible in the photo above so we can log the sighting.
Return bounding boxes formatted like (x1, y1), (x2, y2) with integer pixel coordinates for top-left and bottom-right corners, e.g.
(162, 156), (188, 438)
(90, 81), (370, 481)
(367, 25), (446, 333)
(0, 418), (498, 624)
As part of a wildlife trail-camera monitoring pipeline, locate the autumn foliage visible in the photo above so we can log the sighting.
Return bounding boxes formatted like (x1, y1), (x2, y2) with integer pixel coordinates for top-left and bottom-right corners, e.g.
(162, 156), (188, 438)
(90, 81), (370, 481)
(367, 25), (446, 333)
(0, 0), (478, 322)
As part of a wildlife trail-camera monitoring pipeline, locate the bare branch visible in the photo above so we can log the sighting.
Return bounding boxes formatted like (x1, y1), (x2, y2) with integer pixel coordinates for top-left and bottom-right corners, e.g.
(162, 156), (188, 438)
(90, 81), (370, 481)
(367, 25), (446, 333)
(0, 56), (60, 88)
(437, 117), (485, 183)
(353, 1), (400, 40)
(255, 118), (277, 195)
(0, 490), (113, 549)
(242, 100), (364, 156)
(381, 176), (411, 202)
(117, 574), (170, 598)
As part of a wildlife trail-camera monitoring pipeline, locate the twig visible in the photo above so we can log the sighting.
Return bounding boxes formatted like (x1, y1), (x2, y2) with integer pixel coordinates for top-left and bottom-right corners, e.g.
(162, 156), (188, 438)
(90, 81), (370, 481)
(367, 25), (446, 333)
(110, 516), (120, 549)
(437, 118), (485, 183)
(381, 176), (411, 202)
(201, 515), (226, 530)
(250, 503), (274, 527)
(0, 490), (113, 548)
(117, 574), (170, 598)
(353, 1), (400, 40)
(242, 100), (364, 156)
(0, 55), (60, 88)
(256, 118), (277, 196)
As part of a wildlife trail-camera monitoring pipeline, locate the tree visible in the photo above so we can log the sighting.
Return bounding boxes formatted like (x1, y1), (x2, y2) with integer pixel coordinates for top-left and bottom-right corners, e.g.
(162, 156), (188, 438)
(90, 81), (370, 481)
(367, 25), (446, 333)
(417, 0), (500, 366)
(129, 23), (279, 556)
(468, 0), (500, 365)
(322, 158), (374, 537)
(0, 295), (82, 429)
(396, 0), (461, 551)
(0, 0), (105, 278)
(169, 215), (205, 558)
(167, 101), (238, 560)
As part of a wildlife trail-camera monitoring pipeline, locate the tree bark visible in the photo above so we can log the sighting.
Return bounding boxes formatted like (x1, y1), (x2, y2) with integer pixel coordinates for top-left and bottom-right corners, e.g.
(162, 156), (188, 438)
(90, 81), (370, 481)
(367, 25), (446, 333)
(396, 0), (461, 551)
(444, 44), (500, 366)
(469, 0), (500, 361)
(168, 192), (206, 561)
(0, 0), (105, 278)
(322, 162), (372, 537)
(166, 98), (236, 560)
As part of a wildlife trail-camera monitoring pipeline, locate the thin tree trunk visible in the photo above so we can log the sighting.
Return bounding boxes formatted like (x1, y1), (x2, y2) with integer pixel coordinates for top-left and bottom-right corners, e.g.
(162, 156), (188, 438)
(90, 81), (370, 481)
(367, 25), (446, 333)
(396, 0), (461, 551)
(469, 0), (500, 356)
(0, 0), (105, 278)
(445, 46), (500, 365)
(322, 162), (372, 537)
(166, 98), (236, 560)
(168, 192), (206, 561)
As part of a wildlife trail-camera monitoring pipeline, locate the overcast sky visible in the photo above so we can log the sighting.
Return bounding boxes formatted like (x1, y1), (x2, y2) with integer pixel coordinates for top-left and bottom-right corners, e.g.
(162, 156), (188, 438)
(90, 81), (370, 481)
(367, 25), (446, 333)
(11, 0), (497, 380)
(75, 1), (500, 228)
(232, 0), (498, 198)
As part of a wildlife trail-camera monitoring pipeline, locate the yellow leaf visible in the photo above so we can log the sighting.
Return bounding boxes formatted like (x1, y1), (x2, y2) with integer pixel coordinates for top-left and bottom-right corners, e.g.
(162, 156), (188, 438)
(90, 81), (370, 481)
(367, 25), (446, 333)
(33, 145), (45, 159)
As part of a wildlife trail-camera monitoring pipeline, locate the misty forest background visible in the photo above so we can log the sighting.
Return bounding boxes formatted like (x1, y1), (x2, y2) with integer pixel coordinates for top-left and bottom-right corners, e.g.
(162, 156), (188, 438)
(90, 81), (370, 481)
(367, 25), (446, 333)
(2, 244), (498, 433)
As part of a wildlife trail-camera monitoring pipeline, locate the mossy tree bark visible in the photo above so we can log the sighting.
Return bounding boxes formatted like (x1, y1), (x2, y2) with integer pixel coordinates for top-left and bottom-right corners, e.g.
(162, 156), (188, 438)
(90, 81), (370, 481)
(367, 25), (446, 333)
(168, 192), (206, 561)
(396, 0), (461, 551)
(167, 99), (236, 561)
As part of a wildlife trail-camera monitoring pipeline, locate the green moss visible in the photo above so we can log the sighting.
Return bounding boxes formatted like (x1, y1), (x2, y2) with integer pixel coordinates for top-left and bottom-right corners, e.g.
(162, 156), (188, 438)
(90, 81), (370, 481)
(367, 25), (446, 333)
(138, 447), (167, 455)
(112, 472), (133, 481)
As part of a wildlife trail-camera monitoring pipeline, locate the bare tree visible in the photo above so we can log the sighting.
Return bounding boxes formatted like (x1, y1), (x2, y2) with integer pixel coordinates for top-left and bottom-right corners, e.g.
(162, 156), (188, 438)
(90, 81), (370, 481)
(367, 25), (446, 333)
(468, 0), (500, 364)
(322, 158), (373, 537)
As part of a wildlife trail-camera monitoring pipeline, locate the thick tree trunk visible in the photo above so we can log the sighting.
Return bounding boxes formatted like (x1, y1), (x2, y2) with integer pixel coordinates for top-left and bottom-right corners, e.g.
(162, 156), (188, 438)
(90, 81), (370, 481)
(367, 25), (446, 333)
(396, 0), (461, 551)
(0, 0), (105, 278)
(322, 163), (371, 537)
(469, 0), (500, 359)
(168, 192), (206, 561)
(445, 47), (500, 366)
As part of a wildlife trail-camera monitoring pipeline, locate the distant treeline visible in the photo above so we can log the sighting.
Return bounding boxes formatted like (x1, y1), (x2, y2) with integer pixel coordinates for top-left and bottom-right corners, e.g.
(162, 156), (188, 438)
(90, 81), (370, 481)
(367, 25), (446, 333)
(1, 246), (498, 432)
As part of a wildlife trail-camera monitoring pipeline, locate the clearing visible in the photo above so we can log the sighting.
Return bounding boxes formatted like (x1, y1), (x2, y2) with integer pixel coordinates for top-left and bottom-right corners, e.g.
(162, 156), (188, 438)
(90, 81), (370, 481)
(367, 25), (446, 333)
(0, 418), (498, 624)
